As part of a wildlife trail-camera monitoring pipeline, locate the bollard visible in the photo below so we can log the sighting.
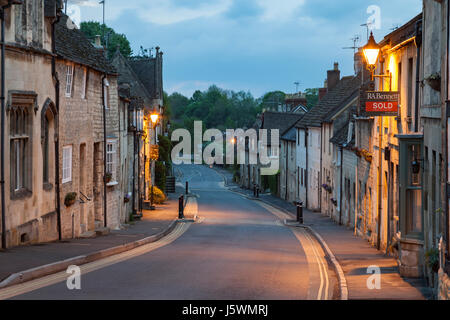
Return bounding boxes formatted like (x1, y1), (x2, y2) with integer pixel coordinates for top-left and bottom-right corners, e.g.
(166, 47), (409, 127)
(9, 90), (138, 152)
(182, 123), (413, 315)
(297, 203), (303, 224)
(186, 181), (189, 195)
(253, 184), (256, 197)
(256, 186), (259, 198)
(179, 195), (184, 219)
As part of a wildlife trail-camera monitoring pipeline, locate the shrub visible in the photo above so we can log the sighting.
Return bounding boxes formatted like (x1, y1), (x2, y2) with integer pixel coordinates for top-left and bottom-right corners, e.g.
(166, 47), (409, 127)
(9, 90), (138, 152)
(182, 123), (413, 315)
(64, 192), (77, 207)
(149, 185), (166, 204)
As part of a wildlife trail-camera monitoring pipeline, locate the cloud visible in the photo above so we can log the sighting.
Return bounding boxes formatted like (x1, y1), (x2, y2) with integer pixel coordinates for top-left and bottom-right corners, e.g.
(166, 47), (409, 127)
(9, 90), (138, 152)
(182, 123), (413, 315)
(256, 0), (305, 21)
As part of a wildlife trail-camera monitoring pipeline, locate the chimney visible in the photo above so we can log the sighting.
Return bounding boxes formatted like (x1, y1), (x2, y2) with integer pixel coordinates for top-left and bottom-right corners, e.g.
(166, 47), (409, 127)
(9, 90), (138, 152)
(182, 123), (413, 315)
(318, 79), (327, 101)
(95, 35), (102, 47)
(327, 62), (340, 91)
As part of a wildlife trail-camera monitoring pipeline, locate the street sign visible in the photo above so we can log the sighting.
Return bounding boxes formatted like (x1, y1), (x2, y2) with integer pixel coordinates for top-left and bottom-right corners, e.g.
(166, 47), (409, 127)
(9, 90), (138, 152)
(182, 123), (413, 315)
(362, 91), (399, 116)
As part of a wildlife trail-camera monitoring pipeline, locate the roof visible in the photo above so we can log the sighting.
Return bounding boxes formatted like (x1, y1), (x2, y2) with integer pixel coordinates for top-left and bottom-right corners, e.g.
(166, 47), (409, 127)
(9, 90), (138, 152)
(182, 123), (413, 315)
(281, 126), (297, 142)
(379, 13), (422, 48)
(330, 121), (355, 148)
(296, 75), (361, 129)
(111, 50), (153, 106)
(55, 14), (116, 74)
(128, 55), (163, 100)
(261, 111), (304, 145)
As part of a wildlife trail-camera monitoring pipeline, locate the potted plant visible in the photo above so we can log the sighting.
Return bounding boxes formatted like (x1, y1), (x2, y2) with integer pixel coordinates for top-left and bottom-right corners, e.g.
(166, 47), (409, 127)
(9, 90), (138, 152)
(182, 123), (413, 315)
(425, 73), (441, 92)
(64, 192), (77, 207)
(425, 248), (440, 273)
(124, 193), (131, 203)
(105, 172), (112, 183)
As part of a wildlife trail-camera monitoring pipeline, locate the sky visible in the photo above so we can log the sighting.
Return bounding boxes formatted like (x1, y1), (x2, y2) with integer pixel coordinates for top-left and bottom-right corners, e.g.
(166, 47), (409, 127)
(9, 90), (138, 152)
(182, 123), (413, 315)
(67, 0), (423, 98)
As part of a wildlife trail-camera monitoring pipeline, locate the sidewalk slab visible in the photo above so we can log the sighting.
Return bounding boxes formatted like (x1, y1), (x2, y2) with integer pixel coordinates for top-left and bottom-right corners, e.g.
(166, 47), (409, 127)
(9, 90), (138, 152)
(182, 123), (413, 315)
(213, 166), (432, 300)
(0, 187), (184, 282)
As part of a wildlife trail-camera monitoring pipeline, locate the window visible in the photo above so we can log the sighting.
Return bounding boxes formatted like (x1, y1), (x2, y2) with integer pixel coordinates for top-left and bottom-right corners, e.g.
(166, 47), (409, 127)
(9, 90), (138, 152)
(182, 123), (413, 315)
(106, 140), (117, 181)
(43, 116), (49, 183)
(10, 107), (31, 192)
(81, 68), (88, 99)
(65, 64), (74, 97)
(407, 58), (414, 118)
(62, 145), (72, 183)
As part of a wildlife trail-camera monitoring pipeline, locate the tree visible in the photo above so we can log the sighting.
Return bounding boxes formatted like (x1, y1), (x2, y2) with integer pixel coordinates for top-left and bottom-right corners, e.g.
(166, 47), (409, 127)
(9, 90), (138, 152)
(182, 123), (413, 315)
(80, 21), (132, 58)
(304, 88), (319, 109)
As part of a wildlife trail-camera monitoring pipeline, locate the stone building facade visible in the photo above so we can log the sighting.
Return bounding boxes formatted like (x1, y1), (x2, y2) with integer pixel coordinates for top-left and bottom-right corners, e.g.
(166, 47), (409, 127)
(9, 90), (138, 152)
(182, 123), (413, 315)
(0, 0), (62, 247)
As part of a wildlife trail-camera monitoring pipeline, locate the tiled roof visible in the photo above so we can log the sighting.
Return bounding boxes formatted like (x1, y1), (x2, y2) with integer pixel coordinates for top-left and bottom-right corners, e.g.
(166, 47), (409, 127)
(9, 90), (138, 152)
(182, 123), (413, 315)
(281, 126), (297, 142)
(111, 50), (153, 106)
(330, 121), (355, 148)
(261, 111), (304, 145)
(295, 75), (361, 129)
(128, 56), (163, 100)
(55, 14), (116, 74)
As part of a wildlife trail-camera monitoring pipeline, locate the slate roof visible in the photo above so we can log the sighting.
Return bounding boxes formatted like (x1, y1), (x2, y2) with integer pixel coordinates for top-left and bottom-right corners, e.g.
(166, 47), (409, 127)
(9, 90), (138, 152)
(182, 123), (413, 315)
(330, 121), (355, 148)
(55, 14), (116, 74)
(295, 75), (361, 129)
(281, 126), (297, 142)
(128, 56), (162, 100)
(111, 50), (152, 106)
(261, 111), (304, 145)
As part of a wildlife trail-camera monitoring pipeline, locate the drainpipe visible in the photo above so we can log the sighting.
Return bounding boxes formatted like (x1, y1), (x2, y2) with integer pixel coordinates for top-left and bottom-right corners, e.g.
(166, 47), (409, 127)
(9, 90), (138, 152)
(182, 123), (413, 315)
(102, 75), (107, 227)
(305, 128), (309, 209)
(339, 146), (343, 225)
(414, 18), (422, 132)
(445, 0), (450, 257)
(319, 126), (323, 213)
(1, 0), (22, 249)
(132, 125), (136, 215)
(51, 9), (62, 241)
(285, 142), (288, 201)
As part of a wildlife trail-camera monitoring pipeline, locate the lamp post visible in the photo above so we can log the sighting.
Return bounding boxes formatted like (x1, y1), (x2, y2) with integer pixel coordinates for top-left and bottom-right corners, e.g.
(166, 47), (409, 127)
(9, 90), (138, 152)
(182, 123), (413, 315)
(362, 31), (392, 250)
(149, 110), (160, 210)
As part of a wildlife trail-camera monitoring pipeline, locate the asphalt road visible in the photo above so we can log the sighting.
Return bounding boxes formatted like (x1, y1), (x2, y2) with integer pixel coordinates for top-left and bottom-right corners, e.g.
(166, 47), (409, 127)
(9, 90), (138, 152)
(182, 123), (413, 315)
(6, 164), (336, 300)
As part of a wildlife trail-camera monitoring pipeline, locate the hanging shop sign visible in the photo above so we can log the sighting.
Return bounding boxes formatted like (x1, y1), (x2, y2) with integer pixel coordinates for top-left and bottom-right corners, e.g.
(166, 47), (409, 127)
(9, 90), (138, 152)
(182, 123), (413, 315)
(361, 91), (399, 117)
(150, 145), (159, 161)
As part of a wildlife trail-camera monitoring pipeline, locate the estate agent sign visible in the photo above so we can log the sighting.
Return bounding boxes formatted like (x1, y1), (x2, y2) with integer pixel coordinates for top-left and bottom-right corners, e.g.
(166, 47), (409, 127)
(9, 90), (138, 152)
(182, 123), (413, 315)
(361, 91), (399, 117)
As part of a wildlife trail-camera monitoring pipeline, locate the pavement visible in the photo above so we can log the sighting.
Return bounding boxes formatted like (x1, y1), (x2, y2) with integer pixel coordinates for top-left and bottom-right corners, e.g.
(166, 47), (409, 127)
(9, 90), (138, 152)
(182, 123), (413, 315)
(0, 186), (184, 283)
(214, 165), (432, 300)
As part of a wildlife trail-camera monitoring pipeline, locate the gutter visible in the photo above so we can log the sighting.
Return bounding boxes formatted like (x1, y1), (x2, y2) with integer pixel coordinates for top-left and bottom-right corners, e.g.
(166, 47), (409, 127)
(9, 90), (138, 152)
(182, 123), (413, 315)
(102, 75), (107, 227)
(51, 9), (62, 241)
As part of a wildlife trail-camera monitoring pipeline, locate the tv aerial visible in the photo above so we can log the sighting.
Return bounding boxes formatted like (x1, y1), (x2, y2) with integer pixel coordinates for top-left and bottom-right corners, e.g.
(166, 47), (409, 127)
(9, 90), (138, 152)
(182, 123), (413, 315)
(342, 35), (360, 54)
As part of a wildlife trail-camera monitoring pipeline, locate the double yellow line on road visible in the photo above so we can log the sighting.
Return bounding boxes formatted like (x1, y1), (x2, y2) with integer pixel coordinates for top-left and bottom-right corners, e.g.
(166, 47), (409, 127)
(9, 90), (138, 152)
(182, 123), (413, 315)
(255, 201), (331, 300)
(0, 222), (192, 300)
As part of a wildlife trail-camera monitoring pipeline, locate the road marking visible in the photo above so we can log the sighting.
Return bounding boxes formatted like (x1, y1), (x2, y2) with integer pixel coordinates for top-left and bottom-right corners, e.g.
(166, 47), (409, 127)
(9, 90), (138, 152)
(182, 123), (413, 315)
(0, 222), (192, 300)
(254, 200), (331, 300)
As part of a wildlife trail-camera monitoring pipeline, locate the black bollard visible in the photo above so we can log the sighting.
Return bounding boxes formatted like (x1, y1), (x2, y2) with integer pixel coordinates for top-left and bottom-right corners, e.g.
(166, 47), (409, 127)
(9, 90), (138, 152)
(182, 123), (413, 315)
(297, 203), (303, 224)
(256, 186), (259, 198)
(179, 195), (184, 219)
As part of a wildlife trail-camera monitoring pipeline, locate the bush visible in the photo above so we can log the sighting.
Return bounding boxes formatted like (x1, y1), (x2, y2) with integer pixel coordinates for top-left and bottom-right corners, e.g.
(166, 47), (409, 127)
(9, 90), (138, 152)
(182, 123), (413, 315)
(155, 161), (166, 192)
(425, 248), (440, 273)
(149, 185), (166, 204)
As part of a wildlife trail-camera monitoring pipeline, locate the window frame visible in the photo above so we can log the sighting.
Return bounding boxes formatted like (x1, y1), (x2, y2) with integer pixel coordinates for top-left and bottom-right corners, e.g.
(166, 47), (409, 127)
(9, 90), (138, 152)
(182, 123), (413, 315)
(65, 64), (74, 98)
(62, 145), (72, 184)
(106, 139), (117, 182)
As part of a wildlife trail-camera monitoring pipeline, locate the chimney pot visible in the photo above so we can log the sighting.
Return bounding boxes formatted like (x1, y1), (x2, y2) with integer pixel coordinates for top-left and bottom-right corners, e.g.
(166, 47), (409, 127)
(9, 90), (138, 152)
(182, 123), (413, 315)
(95, 35), (102, 47)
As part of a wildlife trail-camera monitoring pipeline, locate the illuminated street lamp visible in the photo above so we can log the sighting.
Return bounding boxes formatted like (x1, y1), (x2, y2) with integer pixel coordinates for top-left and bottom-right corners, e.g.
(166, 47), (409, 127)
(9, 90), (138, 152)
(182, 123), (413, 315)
(362, 32), (380, 77)
(150, 112), (159, 126)
(362, 31), (391, 88)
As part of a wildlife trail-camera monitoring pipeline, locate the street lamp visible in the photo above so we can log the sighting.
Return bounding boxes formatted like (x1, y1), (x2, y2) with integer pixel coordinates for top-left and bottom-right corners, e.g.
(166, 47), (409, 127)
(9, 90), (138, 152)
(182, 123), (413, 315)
(362, 31), (392, 88)
(362, 31), (380, 76)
